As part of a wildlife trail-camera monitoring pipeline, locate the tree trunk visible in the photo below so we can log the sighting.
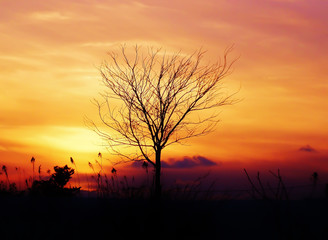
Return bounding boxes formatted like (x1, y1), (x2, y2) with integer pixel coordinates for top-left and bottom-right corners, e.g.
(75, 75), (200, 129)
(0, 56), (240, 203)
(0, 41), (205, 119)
(154, 148), (162, 200)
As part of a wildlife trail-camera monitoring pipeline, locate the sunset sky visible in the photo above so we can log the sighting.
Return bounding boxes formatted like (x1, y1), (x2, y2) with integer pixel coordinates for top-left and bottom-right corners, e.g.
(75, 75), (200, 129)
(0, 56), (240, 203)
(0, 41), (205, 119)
(1, 0), (327, 184)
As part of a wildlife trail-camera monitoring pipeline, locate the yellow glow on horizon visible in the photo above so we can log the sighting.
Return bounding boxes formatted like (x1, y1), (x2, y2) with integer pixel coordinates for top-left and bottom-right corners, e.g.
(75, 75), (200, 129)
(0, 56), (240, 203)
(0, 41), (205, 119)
(0, 125), (103, 159)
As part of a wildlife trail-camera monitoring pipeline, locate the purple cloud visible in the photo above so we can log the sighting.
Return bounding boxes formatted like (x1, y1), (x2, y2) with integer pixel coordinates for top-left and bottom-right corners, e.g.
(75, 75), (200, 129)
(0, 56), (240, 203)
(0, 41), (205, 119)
(299, 145), (317, 153)
(130, 156), (218, 169)
(162, 156), (218, 168)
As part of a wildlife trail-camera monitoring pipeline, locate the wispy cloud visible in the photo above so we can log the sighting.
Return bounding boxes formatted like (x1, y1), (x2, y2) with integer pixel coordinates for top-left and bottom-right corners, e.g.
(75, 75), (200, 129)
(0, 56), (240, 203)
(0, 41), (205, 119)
(29, 11), (71, 21)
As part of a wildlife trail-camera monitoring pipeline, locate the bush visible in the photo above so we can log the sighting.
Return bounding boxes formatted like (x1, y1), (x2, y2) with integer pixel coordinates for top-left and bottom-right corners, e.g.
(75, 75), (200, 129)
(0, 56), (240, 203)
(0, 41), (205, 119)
(29, 165), (80, 196)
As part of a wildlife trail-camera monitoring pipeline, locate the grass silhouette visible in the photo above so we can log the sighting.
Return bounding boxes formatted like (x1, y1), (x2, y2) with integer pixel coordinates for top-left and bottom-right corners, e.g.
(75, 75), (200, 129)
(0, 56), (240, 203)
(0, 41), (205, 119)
(0, 155), (327, 240)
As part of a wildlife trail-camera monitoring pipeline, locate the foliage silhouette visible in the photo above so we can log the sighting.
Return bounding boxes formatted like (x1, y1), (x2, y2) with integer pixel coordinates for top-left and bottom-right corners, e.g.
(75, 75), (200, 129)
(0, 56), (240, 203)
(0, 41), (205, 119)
(0, 181), (18, 195)
(30, 165), (80, 196)
(50, 165), (75, 188)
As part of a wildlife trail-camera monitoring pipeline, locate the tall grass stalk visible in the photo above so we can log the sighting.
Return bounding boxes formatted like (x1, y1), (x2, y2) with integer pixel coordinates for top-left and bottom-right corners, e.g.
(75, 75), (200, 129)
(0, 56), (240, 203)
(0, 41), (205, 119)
(2, 165), (10, 186)
(70, 157), (81, 187)
(31, 157), (35, 182)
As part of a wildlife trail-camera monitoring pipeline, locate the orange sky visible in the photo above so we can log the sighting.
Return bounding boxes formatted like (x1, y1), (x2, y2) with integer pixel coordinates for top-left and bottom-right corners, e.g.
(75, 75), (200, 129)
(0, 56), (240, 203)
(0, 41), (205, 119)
(0, 0), (327, 180)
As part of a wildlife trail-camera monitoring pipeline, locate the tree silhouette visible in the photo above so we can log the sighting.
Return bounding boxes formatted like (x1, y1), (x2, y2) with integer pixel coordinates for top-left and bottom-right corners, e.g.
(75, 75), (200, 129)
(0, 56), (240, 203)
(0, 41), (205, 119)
(90, 45), (237, 199)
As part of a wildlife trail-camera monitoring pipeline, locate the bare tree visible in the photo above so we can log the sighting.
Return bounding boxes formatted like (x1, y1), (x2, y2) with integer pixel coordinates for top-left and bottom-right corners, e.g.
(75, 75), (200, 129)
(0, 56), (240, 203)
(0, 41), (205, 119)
(89, 45), (237, 199)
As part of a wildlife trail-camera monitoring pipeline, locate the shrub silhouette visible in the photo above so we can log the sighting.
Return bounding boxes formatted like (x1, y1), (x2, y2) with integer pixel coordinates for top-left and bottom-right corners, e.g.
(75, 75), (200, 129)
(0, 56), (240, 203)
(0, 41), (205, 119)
(50, 165), (75, 188)
(30, 165), (80, 196)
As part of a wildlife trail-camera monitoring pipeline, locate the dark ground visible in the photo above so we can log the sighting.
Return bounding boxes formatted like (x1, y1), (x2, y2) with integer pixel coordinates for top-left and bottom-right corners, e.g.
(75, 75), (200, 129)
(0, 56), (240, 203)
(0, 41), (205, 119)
(0, 195), (327, 240)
